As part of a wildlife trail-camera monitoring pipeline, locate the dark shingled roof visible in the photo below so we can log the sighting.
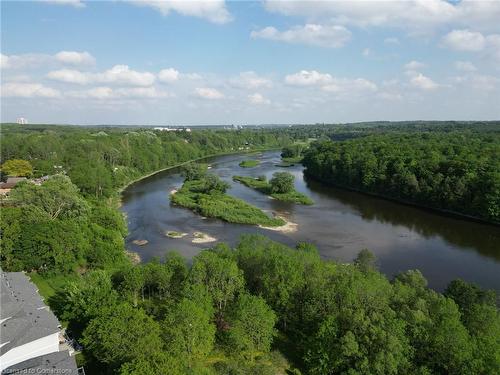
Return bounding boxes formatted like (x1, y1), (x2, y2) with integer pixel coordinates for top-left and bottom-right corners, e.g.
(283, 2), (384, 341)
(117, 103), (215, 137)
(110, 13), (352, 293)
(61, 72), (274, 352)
(2, 350), (78, 375)
(0, 272), (60, 355)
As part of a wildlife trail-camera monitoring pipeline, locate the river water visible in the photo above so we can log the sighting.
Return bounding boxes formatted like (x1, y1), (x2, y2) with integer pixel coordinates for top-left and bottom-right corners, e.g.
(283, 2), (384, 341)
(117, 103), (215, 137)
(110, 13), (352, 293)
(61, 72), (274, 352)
(121, 151), (500, 292)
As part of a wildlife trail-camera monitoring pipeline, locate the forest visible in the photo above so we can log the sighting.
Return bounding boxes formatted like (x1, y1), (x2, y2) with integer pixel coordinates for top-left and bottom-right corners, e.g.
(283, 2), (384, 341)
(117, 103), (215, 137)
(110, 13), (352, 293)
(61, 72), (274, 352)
(303, 130), (500, 223)
(0, 122), (499, 374)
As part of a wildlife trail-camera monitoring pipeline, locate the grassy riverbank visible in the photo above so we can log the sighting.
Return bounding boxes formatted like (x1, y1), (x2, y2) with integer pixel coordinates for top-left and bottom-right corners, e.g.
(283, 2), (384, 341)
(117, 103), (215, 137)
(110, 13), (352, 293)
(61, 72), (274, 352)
(233, 175), (314, 205)
(171, 178), (285, 227)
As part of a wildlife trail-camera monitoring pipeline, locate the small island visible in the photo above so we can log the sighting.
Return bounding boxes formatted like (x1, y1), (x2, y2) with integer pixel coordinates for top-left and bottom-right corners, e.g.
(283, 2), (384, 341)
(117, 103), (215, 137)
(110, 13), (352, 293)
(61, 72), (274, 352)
(233, 172), (314, 205)
(171, 163), (285, 227)
(239, 159), (260, 168)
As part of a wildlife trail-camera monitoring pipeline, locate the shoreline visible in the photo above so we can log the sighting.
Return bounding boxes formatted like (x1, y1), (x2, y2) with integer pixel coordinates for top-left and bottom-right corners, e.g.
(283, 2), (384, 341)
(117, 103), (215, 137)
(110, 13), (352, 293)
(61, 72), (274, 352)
(117, 147), (281, 204)
(303, 171), (500, 227)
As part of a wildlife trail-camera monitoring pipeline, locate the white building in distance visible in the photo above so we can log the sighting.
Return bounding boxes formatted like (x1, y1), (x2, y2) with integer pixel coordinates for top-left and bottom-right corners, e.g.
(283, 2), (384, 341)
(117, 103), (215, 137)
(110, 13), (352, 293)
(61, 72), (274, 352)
(16, 118), (28, 125)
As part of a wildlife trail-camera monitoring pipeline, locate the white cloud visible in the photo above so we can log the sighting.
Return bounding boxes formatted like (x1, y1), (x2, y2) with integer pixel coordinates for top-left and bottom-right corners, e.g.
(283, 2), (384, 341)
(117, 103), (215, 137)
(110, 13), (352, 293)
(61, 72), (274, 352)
(129, 0), (232, 24)
(441, 29), (500, 62)
(362, 48), (371, 57)
(322, 78), (377, 94)
(229, 71), (272, 89)
(251, 24), (351, 48)
(1, 51), (95, 69)
(441, 29), (486, 51)
(1, 82), (61, 98)
(410, 73), (439, 90)
(158, 68), (180, 83)
(284, 70), (377, 97)
(41, 0), (85, 8)
(263, 0), (500, 33)
(454, 61), (476, 72)
(248, 93), (270, 105)
(285, 70), (333, 86)
(55, 51), (95, 65)
(47, 65), (156, 86)
(67, 86), (171, 99)
(404, 60), (426, 71)
(47, 69), (89, 84)
(97, 65), (155, 86)
(194, 87), (224, 99)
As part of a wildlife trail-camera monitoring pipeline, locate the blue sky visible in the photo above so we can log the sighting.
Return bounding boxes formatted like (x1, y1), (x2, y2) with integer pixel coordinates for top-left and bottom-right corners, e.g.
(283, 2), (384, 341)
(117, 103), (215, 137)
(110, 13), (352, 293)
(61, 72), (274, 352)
(1, 0), (500, 125)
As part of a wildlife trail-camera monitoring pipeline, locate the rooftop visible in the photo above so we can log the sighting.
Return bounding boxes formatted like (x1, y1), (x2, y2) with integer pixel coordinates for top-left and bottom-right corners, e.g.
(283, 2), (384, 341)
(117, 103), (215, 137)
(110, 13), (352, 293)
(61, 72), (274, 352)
(2, 350), (78, 375)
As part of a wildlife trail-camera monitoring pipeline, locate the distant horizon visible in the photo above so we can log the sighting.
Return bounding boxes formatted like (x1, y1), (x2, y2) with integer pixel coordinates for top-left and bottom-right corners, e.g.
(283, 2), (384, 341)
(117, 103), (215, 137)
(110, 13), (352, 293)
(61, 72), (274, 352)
(2, 119), (500, 128)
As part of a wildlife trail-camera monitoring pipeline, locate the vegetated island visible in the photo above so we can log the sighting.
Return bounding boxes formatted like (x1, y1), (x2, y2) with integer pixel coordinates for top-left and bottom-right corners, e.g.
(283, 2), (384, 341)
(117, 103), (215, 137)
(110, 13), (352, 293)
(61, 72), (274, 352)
(233, 172), (314, 205)
(170, 163), (285, 227)
(280, 143), (307, 164)
(239, 159), (260, 168)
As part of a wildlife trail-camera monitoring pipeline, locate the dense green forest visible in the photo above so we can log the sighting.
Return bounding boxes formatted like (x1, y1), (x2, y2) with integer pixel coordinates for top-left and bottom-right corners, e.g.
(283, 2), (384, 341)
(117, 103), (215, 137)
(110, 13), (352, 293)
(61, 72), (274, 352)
(1, 122), (499, 374)
(303, 130), (500, 223)
(1, 124), (292, 197)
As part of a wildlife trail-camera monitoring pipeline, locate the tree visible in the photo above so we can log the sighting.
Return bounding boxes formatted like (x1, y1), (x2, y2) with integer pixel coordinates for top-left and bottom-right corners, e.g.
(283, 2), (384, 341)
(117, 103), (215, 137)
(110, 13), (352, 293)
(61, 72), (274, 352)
(162, 298), (216, 365)
(203, 173), (230, 194)
(10, 175), (88, 220)
(354, 248), (377, 273)
(223, 293), (276, 356)
(182, 163), (207, 181)
(189, 251), (244, 326)
(1, 159), (33, 177)
(82, 303), (163, 369)
(269, 172), (295, 194)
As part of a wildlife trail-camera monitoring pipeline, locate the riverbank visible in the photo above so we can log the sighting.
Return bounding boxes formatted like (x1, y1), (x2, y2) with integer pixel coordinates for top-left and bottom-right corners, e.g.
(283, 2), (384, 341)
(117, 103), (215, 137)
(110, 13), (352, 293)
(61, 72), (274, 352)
(117, 147), (281, 204)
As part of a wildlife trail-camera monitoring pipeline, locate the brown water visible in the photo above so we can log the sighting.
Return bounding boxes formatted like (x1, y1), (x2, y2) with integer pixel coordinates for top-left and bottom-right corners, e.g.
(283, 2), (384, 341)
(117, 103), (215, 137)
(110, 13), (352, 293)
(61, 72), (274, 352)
(121, 151), (500, 292)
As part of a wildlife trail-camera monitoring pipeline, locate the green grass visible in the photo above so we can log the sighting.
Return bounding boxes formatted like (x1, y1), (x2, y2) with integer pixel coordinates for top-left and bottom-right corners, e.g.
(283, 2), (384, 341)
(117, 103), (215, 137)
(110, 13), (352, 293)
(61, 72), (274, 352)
(171, 179), (285, 227)
(233, 176), (314, 205)
(28, 272), (78, 300)
(239, 159), (260, 168)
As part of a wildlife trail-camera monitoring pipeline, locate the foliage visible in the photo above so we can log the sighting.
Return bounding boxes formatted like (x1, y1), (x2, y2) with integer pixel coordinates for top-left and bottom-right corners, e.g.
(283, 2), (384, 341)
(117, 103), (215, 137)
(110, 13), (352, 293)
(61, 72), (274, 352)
(1, 159), (33, 177)
(303, 131), (500, 222)
(233, 174), (313, 205)
(269, 171), (295, 194)
(239, 159), (260, 168)
(171, 176), (285, 226)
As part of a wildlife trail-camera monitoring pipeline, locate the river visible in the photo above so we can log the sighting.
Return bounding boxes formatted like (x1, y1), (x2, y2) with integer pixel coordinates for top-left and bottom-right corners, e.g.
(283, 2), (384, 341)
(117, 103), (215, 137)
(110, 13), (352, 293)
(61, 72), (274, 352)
(121, 150), (500, 292)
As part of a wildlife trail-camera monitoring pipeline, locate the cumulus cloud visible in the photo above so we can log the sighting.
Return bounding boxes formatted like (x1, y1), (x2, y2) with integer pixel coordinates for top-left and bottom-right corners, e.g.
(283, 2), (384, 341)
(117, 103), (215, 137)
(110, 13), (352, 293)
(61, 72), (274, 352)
(410, 73), (440, 90)
(47, 69), (89, 84)
(285, 70), (333, 86)
(284, 70), (377, 98)
(1, 51), (96, 69)
(251, 24), (351, 48)
(129, 0), (232, 24)
(55, 51), (95, 65)
(441, 29), (486, 51)
(404, 60), (426, 71)
(67, 86), (171, 99)
(47, 65), (156, 86)
(229, 71), (272, 89)
(322, 78), (377, 94)
(1, 82), (61, 98)
(158, 68), (180, 83)
(455, 61), (477, 72)
(194, 87), (224, 99)
(248, 93), (270, 105)
(263, 0), (500, 33)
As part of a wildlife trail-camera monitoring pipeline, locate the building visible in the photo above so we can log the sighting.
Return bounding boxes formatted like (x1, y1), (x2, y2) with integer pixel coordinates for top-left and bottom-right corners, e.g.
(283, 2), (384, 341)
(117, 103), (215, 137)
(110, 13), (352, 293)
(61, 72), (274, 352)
(0, 177), (27, 196)
(16, 118), (28, 125)
(0, 271), (79, 374)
